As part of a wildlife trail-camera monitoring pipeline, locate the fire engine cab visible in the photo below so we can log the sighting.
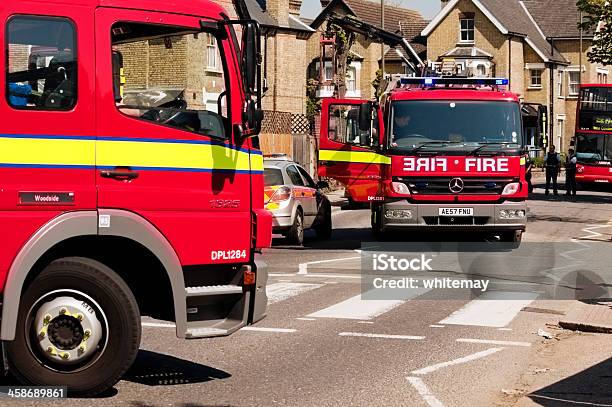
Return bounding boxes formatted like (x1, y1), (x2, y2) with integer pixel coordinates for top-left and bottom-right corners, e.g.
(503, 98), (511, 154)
(319, 77), (528, 243)
(1, 0), (271, 396)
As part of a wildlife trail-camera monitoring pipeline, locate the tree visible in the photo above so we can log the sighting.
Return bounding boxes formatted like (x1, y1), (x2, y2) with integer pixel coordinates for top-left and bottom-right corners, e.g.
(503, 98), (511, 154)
(577, 0), (612, 65)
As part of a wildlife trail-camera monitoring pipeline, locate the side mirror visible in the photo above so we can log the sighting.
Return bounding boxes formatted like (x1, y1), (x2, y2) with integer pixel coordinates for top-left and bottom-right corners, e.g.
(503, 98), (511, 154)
(317, 180), (330, 190)
(359, 102), (373, 132)
(242, 22), (259, 94)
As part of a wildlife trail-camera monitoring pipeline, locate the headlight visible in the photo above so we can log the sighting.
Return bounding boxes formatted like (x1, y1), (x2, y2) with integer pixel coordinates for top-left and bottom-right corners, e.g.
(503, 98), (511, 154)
(502, 182), (520, 196)
(499, 209), (526, 219)
(385, 209), (413, 220)
(391, 182), (411, 195)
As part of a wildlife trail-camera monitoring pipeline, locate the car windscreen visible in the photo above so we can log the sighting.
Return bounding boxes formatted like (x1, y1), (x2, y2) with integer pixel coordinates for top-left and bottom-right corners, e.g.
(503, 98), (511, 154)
(264, 168), (284, 186)
(389, 100), (522, 152)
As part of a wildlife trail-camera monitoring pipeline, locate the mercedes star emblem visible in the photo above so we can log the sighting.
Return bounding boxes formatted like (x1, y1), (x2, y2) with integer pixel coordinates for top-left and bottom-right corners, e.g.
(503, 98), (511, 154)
(449, 178), (464, 194)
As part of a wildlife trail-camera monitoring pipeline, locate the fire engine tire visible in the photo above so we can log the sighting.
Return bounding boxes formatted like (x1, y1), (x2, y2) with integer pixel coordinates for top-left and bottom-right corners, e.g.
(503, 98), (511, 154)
(287, 208), (304, 245)
(500, 230), (523, 247)
(315, 204), (332, 240)
(5, 257), (141, 397)
(371, 207), (384, 239)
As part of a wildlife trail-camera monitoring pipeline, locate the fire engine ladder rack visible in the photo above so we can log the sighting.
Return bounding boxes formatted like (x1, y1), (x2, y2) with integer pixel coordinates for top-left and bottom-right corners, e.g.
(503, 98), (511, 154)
(182, 276), (251, 339)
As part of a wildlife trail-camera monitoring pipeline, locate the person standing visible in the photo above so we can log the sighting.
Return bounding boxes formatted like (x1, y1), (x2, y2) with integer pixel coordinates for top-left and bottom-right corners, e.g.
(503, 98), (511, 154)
(544, 145), (560, 196)
(565, 148), (577, 196)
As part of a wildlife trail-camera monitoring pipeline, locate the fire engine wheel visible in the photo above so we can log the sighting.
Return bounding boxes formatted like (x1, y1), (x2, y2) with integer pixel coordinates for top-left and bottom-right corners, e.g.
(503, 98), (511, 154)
(6, 257), (141, 397)
(287, 208), (304, 245)
(314, 204), (332, 240)
(500, 230), (523, 247)
(371, 206), (384, 239)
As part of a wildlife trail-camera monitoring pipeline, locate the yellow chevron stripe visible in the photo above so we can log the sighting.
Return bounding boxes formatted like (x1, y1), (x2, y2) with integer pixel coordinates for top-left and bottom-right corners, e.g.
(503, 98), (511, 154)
(0, 136), (263, 172)
(0, 137), (95, 166)
(97, 140), (253, 171)
(319, 149), (391, 165)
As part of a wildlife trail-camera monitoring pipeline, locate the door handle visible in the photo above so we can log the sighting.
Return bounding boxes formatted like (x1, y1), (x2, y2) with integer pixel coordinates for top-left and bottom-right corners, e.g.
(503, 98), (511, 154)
(100, 168), (139, 181)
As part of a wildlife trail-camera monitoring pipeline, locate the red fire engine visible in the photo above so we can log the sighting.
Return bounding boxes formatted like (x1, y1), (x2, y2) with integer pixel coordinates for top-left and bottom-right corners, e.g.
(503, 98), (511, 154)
(319, 77), (528, 243)
(1, 0), (271, 395)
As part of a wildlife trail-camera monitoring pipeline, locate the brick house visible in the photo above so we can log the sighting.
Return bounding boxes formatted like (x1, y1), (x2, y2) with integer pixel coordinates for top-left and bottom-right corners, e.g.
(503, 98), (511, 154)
(308, 0), (427, 100)
(422, 0), (609, 152)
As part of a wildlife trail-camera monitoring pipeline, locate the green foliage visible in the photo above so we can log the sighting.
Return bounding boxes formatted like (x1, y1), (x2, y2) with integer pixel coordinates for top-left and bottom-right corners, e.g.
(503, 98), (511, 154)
(531, 156), (545, 168)
(577, 0), (612, 65)
(372, 69), (383, 98)
(306, 78), (321, 118)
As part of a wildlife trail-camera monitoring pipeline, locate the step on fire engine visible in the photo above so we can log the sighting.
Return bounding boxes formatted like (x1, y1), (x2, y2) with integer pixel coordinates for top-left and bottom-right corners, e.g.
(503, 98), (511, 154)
(319, 76), (528, 243)
(1, 0), (271, 396)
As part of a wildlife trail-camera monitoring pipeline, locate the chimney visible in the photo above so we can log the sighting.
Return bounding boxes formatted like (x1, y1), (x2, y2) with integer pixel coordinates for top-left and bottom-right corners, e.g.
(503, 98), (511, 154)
(266, 0), (290, 26)
(289, 0), (302, 16)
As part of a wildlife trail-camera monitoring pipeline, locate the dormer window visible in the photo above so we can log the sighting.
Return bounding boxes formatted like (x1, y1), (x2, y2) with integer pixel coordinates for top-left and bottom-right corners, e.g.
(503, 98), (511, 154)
(459, 14), (475, 43)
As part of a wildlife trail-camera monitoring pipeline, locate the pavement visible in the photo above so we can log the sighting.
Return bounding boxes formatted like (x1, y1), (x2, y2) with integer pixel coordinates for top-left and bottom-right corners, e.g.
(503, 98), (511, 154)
(1, 180), (611, 407)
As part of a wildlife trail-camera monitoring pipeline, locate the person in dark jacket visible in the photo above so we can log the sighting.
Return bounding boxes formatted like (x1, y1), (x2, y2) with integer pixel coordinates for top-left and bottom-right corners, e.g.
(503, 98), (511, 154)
(544, 145), (560, 196)
(565, 148), (577, 196)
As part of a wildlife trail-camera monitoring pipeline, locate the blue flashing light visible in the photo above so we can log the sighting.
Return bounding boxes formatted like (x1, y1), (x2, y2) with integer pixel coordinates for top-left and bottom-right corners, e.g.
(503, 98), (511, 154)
(399, 77), (510, 87)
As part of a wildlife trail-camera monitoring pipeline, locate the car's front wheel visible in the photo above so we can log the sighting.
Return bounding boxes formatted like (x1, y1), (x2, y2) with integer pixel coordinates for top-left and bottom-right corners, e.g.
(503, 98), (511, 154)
(5, 257), (141, 397)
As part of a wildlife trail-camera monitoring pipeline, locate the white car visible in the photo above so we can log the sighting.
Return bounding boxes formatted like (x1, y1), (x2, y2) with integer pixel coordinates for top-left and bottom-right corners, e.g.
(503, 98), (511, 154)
(264, 156), (332, 245)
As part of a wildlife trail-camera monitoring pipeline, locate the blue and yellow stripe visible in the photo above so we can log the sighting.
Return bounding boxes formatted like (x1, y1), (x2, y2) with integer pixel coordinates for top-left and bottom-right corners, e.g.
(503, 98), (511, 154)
(0, 134), (263, 174)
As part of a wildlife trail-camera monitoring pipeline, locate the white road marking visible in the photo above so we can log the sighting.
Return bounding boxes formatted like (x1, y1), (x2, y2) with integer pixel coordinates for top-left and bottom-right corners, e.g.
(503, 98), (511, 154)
(142, 322), (175, 328)
(498, 328), (513, 331)
(267, 282), (323, 304)
(295, 317), (316, 321)
(438, 292), (538, 327)
(297, 256), (361, 275)
(241, 327), (297, 333)
(406, 377), (445, 407)
(339, 332), (425, 340)
(456, 338), (531, 347)
(308, 287), (431, 320)
(271, 272), (361, 279)
(305, 273), (361, 279)
(357, 321), (375, 324)
(429, 325), (445, 328)
(142, 321), (296, 333)
(411, 348), (504, 375)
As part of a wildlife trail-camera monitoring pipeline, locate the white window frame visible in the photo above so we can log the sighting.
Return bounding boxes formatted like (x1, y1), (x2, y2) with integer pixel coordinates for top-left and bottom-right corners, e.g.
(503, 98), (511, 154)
(459, 17), (475, 43)
(597, 67), (609, 84)
(529, 68), (543, 88)
(206, 34), (219, 71)
(568, 71), (580, 97)
(556, 114), (566, 151)
(557, 69), (564, 98)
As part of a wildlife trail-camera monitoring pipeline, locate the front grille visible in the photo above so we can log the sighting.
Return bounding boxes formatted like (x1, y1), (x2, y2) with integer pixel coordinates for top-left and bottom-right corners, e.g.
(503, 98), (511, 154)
(395, 177), (516, 195)
(423, 216), (491, 226)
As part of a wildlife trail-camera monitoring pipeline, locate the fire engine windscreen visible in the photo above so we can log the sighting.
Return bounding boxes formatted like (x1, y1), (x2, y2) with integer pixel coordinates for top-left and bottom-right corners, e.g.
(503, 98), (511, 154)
(390, 101), (523, 151)
(111, 23), (228, 139)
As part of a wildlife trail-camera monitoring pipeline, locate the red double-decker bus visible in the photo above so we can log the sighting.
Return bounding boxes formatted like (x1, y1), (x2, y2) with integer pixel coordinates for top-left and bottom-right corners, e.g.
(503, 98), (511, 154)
(575, 84), (612, 185)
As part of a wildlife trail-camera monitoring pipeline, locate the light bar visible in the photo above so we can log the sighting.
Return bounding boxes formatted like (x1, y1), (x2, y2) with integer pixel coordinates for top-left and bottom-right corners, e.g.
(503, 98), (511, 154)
(400, 77), (509, 86)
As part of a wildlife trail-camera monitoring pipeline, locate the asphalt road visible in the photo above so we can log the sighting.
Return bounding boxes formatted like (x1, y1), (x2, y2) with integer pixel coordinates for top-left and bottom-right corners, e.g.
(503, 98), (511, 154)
(2, 181), (612, 407)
